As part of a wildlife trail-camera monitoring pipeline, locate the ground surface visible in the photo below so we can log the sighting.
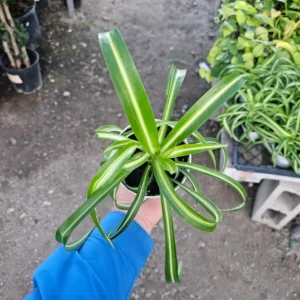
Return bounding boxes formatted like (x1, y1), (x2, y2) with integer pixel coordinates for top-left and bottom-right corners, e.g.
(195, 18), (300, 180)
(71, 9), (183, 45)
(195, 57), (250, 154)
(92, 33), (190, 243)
(0, 1), (300, 299)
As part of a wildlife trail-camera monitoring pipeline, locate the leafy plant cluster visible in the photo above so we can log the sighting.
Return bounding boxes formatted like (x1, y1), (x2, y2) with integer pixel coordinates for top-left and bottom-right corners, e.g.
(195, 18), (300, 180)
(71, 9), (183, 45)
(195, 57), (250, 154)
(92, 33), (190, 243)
(0, 0), (30, 69)
(56, 29), (247, 283)
(218, 54), (300, 173)
(199, 0), (300, 82)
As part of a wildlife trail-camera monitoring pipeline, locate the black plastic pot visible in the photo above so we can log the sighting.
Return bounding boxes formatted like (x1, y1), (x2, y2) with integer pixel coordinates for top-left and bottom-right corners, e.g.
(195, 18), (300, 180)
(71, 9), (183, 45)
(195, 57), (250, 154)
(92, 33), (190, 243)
(36, 0), (48, 8)
(0, 49), (43, 94)
(18, 3), (42, 50)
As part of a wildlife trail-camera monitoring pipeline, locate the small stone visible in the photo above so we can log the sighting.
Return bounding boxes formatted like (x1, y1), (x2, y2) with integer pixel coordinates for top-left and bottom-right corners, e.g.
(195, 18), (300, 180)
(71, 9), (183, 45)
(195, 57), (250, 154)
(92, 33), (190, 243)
(63, 91), (71, 97)
(248, 182), (253, 187)
(67, 28), (72, 33)
(20, 213), (26, 219)
(10, 138), (17, 145)
(72, 44), (77, 50)
(54, 101), (58, 106)
(18, 170), (23, 174)
(80, 42), (88, 48)
(50, 79), (55, 83)
(198, 240), (206, 248)
(55, 42), (59, 47)
(192, 2), (197, 6)
(181, 109), (186, 114)
(117, 113), (122, 118)
(145, 292), (152, 298)
(59, 64), (64, 68)
(48, 190), (54, 194)
(43, 201), (51, 206)
(90, 58), (97, 64)
(169, 46), (174, 51)
(107, 90), (113, 95)
(102, 16), (111, 21)
(91, 53), (97, 57)
(7, 208), (15, 214)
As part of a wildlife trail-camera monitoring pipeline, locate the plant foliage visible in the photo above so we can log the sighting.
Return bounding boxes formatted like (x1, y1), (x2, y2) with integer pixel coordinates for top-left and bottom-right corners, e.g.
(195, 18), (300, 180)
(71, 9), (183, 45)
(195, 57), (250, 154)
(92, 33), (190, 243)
(56, 28), (247, 282)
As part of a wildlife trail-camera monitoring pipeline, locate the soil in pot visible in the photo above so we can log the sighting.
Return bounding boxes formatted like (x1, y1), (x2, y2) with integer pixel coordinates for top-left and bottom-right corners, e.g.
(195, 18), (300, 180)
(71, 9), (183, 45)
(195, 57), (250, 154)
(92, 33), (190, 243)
(9, 0), (33, 18)
(124, 127), (189, 196)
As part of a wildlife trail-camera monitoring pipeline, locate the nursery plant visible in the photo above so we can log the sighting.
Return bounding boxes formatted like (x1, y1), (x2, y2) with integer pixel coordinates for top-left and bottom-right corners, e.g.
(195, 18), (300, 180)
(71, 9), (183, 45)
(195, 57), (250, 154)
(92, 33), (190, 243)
(0, 0), (30, 69)
(199, 0), (300, 82)
(56, 28), (247, 283)
(218, 54), (300, 173)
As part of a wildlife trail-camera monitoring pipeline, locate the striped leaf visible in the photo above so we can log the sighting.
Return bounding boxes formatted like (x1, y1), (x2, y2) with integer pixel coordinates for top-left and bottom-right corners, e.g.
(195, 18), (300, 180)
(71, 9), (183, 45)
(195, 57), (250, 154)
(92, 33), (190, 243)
(179, 169), (202, 194)
(157, 157), (178, 175)
(152, 158), (217, 232)
(123, 152), (150, 170)
(174, 180), (222, 223)
(96, 131), (132, 142)
(56, 170), (130, 248)
(103, 140), (140, 159)
(95, 124), (123, 133)
(99, 29), (159, 155)
(161, 73), (247, 152)
(161, 195), (182, 283)
(109, 165), (151, 239)
(175, 162), (247, 211)
(162, 143), (227, 158)
(88, 144), (137, 196)
(158, 65), (186, 143)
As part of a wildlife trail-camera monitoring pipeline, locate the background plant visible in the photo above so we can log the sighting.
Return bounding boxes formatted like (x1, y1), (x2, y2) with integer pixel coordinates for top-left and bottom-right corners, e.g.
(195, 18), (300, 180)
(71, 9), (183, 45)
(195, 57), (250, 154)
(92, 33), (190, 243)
(218, 55), (300, 173)
(0, 0), (30, 69)
(55, 28), (247, 282)
(199, 0), (300, 82)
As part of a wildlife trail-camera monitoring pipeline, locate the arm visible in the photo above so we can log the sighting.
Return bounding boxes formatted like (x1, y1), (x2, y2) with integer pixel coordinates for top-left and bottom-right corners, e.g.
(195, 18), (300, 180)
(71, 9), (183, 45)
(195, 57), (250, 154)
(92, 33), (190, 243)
(24, 187), (162, 300)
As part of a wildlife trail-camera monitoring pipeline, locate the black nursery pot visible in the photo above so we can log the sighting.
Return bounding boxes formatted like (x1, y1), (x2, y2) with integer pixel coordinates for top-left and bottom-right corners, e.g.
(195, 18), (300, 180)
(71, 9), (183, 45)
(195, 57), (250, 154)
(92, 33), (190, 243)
(64, 0), (82, 9)
(36, 0), (49, 8)
(0, 49), (43, 94)
(18, 3), (42, 50)
(121, 126), (191, 197)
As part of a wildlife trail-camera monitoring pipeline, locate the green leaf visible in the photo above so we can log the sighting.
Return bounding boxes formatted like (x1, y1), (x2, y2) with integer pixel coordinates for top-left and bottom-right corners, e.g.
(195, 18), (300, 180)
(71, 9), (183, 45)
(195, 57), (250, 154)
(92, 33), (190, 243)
(244, 31), (255, 40)
(174, 180), (223, 223)
(123, 152), (150, 170)
(109, 165), (151, 239)
(255, 26), (268, 37)
(162, 143), (227, 158)
(179, 169), (202, 194)
(161, 195), (182, 283)
(152, 159), (217, 231)
(88, 145), (137, 195)
(252, 44), (264, 57)
(96, 131), (132, 142)
(160, 73), (247, 153)
(56, 170), (130, 248)
(157, 157), (178, 175)
(98, 29), (159, 155)
(158, 65), (186, 143)
(175, 162), (247, 211)
(236, 10), (246, 25)
(103, 140), (140, 159)
(95, 124), (123, 133)
(255, 14), (274, 27)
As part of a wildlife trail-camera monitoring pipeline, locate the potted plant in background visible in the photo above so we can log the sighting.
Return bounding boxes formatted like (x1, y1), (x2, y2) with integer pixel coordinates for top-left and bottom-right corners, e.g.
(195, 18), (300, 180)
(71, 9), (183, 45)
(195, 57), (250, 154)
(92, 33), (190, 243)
(0, 1), (43, 94)
(8, 0), (42, 49)
(55, 28), (247, 282)
(199, 0), (300, 82)
(218, 55), (300, 174)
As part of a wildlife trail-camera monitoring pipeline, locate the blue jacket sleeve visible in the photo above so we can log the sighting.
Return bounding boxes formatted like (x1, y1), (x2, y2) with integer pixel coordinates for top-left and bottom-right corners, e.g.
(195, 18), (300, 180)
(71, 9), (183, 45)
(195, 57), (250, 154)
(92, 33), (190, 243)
(24, 211), (154, 300)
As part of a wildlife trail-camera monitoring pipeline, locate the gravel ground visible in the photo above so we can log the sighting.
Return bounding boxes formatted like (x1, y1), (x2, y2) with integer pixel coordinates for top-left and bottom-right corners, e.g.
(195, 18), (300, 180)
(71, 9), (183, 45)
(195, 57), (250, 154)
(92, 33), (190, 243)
(0, 1), (299, 299)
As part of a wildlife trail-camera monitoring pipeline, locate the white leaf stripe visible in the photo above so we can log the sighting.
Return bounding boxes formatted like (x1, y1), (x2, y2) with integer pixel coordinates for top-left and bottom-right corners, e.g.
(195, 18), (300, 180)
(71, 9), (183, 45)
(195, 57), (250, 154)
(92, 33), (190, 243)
(161, 195), (180, 282)
(161, 74), (247, 152)
(95, 124), (122, 133)
(153, 159), (216, 230)
(96, 131), (131, 142)
(109, 165), (151, 239)
(99, 30), (159, 155)
(176, 161), (247, 210)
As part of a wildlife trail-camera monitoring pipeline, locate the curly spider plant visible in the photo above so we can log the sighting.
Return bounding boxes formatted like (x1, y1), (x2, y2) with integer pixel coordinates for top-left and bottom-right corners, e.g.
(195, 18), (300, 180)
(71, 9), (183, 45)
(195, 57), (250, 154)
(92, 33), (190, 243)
(56, 28), (247, 283)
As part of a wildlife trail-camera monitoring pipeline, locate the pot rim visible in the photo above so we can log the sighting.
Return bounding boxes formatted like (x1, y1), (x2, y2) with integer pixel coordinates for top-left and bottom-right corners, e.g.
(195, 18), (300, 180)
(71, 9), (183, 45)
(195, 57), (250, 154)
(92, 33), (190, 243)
(17, 1), (36, 21)
(0, 49), (40, 73)
(119, 124), (192, 199)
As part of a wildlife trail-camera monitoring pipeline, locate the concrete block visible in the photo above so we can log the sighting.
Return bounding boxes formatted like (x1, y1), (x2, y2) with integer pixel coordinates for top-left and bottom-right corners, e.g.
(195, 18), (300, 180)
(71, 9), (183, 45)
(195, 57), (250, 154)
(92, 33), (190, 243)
(252, 180), (300, 230)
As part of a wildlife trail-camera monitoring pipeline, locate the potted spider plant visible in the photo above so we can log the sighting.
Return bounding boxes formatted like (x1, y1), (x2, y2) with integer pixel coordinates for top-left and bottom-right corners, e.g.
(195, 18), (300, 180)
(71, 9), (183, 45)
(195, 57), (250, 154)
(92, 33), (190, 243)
(0, 2), (43, 94)
(56, 28), (247, 283)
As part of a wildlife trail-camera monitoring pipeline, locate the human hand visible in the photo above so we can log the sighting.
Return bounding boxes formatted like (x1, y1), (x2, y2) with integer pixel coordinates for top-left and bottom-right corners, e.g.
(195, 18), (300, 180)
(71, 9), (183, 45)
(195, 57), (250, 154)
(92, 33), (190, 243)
(112, 184), (162, 234)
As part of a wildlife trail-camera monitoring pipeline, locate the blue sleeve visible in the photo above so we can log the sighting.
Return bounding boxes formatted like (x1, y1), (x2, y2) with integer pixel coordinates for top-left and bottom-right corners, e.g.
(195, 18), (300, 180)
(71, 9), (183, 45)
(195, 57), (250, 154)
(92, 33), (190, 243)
(24, 211), (154, 300)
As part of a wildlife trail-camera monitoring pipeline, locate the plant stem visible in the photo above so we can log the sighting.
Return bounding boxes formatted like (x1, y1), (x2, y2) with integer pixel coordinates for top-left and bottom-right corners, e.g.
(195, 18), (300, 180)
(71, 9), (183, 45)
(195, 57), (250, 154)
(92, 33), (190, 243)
(2, 40), (16, 68)
(0, 4), (21, 68)
(21, 46), (30, 68)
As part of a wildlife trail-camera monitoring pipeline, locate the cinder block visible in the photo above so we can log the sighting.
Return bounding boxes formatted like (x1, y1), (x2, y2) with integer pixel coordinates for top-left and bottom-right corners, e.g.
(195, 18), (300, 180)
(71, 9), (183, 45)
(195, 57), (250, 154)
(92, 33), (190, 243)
(252, 180), (300, 230)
